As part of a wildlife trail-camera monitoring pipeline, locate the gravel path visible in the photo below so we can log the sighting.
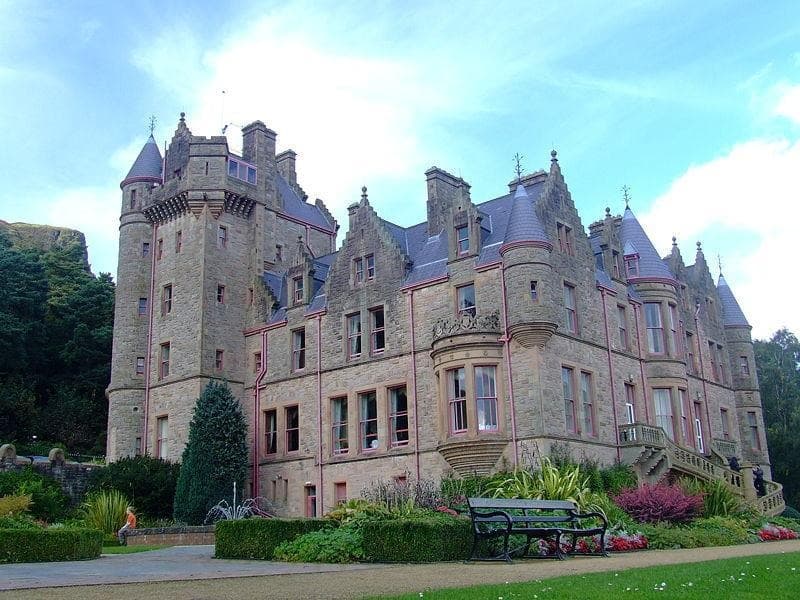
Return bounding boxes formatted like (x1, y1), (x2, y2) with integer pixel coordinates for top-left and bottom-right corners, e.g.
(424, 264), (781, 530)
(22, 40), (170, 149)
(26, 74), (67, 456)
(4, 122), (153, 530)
(1, 540), (799, 599)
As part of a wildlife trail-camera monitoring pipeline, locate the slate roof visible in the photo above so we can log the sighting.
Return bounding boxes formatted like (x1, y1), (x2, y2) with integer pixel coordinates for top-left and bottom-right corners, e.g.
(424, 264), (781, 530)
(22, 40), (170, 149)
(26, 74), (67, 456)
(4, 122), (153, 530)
(618, 207), (676, 282)
(502, 182), (550, 247)
(122, 135), (163, 184)
(717, 274), (750, 327)
(276, 175), (335, 231)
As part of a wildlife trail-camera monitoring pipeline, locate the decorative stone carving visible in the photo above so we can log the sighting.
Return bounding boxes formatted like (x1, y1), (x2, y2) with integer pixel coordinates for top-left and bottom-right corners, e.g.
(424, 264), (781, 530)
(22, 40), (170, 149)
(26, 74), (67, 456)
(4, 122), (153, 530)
(48, 447), (66, 466)
(0, 443), (16, 465)
(432, 310), (501, 341)
(437, 439), (509, 476)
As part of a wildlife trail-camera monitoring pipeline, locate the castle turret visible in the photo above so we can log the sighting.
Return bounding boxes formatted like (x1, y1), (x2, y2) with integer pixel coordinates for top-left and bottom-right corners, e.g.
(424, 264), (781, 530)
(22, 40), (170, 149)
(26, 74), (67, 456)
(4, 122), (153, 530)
(107, 135), (162, 460)
(499, 181), (558, 347)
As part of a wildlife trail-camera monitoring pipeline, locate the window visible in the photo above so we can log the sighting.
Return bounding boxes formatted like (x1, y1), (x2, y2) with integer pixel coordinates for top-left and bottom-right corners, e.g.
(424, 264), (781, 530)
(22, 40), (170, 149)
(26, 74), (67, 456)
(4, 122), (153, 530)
(162, 284), (173, 315)
(530, 281), (538, 302)
(138, 297), (148, 316)
(215, 349), (224, 370)
(293, 276), (304, 304)
(693, 401), (705, 452)
(157, 238), (163, 260)
(142, 242), (150, 257)
(612, 250), (621, 279)
(130, 189), (137, 210)
(159, 342), (170, 379)
(359, 391), (378, 451)
(668, 304), (679, 356)
(389, 386), (409, 446)
(644, 302), (664, 354)
(334, 482), (347, 505)
(216, 284), (225, 304)
(366, 254), (375, 280)
(456, 283), (476, 317)
(456, 225), (470, 254)
(354, 257), (364, 283)
(276, 245), (282, 261)
(654, 388), (674, 439)
(285, 406), (299, 452)
(679, 389), (689, 443)
(580, 371), (595, 436)
(331, 397), (349, 454)
(292, 328), (306, 371)
(134, 437), (142, 456)
(347, 313), (362, 358)
(708, 341), (718, 381)
(135, 356), (145, 375)
(175, 230), (182, 253)
(248, 287), (254, 305)
(448, 368), (468, 433)
(740, 356), (750, 376)
(617, 305), (628, 349)
(716, 344), (726, 384)
(218, 225), (227, 248)
(263, 410), (277, 455)
(370, 307), (385, 354)
(563, 283), (577, 334)
(747, 411), (761, 450)
(254, 351), (262, 373)
(624, 383), (636, 424)
(686, 332), (696, 374)
(156, 416), (168, 459)
(475, 366), (498, 431)
(557, 223), (573, 255)
(625, 256), (639, 278)
(228, 157), (257, 184)
(305, 485), (317, 517)
(720, 407), (730, 439)
(562, 367), (576, 433)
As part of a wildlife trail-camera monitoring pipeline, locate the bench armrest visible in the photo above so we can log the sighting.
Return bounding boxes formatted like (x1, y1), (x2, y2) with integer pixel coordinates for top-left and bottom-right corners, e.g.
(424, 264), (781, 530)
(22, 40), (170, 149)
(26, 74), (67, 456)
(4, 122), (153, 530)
(472, 510), (513, 531)
(571, 511), (608, 527)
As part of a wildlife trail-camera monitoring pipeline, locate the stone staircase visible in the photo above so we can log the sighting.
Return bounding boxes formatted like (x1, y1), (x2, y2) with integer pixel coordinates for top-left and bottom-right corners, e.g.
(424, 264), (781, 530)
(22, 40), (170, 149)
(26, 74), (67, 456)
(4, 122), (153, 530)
(618, 423), (785, 517)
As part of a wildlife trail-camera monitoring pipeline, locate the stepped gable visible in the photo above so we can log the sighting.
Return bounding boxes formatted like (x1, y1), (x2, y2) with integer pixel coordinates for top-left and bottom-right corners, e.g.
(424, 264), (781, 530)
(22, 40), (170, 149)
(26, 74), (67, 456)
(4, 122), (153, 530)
(121, 134), (163, 187)
(618, 207), (676, 283)
(717, 273), (750, 328)
(499, 181), (551, 253)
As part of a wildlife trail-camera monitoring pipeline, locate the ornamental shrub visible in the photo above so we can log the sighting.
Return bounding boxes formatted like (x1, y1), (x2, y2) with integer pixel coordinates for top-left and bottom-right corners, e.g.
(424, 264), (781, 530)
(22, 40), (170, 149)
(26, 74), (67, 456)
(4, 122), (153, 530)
(173, 381), (248, 525)
(0, 494), (32, 517)
(361, 517), (471, 562)
(88, 455), (180, 520)
(638, 517), (750, 549)
(274, 525), (364, 563)
(0, 467), (69, 522)
(679, 477), (742, 518)
(80, 489), (129, 535)
(599, 463), (638, 495)
(0, 528), (103, 563)
(215, 518), (328, 559)
(781, 505), (800, 520)
(614, 484), (703, 524)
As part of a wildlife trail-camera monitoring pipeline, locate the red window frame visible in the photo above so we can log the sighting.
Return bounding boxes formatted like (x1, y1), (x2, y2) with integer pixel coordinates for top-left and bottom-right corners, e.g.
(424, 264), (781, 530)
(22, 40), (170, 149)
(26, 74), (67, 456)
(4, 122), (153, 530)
(654, 388), (675, 440)
(285, 405), (299, 452)
(138, 297), (148, 316)
(354, 257), (364, 283)
(135, 356), (145, 375)
(215, 349), (224, 370)
(305, 485), (317, 517)
(644, 302), (664, 354)
(218, 225), (227, 248)
(366, 254), (375, 280)
(563, 283), (577, 334)
(254, 351), (262, 373)
(331, 397), (349, 455)
(562, 366), (576, 433)
(617, 305), (628, 349)
(448, 368), (467, 434)
(347, 313), (362, 359)
(263, 409), (277, 455)
(625, 256), (639, 277)
(720, 407), (730, 439)
(334, 481), (347, 505)
(456, 225), (469, 254)
(162, 284), (173, 315)
(580, 371), (595, 436)
(389, 386), (409, 446)
(292, 328), (306, 371)
(456, 283), (476, 318)
(370, 307), (385, 354)
(159, 342), (170, 379)
(156, 416), (168, 459)
(175, 230), (182, 253)
(359, 391), (378, 451)
(293, 276), (304, 304)
(475, 366), (498, 432)
(747, 411), (760, 450)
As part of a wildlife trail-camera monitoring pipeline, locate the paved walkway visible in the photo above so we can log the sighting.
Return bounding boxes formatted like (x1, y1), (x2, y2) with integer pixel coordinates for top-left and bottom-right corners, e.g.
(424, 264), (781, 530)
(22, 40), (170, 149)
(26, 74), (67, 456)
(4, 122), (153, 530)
(1, 540), (799, 599)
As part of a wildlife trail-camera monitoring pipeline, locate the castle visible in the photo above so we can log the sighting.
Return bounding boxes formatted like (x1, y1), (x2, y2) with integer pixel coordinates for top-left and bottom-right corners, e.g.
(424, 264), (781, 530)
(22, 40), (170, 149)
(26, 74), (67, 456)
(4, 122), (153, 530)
(107, 114), (779, 517)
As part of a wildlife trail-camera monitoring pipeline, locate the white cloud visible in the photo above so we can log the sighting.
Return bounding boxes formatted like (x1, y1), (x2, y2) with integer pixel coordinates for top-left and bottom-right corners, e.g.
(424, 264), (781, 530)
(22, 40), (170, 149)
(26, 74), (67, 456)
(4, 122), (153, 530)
(774, 84), (800, 124)
(640, 136), (800, 339)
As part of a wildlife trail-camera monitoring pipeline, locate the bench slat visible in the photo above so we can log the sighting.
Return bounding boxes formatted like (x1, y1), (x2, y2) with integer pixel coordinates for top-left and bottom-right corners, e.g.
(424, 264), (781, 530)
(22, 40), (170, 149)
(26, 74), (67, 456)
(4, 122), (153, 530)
(468, 498), (577, 511)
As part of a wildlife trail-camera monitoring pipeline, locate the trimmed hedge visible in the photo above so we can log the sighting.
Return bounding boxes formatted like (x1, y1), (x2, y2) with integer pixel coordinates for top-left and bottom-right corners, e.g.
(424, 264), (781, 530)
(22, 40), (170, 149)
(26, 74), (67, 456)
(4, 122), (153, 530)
(0, 528), (103, 563)
(215, 518), (329, 559)
(362, 517), (472, 562)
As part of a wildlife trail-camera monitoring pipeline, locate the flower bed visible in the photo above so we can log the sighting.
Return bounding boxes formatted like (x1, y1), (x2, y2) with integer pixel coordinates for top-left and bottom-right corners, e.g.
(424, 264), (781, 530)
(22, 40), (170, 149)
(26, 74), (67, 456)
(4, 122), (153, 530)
(757, 523), (798, 541)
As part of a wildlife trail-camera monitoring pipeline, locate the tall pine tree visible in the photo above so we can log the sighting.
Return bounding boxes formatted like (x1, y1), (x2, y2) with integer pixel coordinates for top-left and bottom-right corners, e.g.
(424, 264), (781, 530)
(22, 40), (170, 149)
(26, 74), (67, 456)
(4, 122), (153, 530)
(173, 380), (248, 524)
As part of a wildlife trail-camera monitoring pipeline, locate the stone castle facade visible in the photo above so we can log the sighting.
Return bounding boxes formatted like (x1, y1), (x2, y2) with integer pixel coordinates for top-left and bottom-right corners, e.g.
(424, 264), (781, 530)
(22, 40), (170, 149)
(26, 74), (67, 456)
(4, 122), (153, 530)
(107, 114), (772, 516)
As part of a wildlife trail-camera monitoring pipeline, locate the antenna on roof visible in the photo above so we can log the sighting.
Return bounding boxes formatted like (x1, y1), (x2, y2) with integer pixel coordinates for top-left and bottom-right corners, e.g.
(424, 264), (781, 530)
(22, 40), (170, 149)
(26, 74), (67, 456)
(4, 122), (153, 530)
(148, 115), (157, 136)
(513, 153), (525, 182)
(622, 185), (631, 208)
(220, 90), (226, 134)
(718, 254), (723, 276)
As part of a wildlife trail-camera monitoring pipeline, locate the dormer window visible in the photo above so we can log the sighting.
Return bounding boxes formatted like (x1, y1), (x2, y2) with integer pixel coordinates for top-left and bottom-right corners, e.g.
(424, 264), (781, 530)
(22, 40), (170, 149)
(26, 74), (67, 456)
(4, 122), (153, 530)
(293, 276), (304, 304)
(228, 157), (257, 184)
(557, 223), (574, 256)
(625, 255), (639, 278)
(456, 225), (469, 254)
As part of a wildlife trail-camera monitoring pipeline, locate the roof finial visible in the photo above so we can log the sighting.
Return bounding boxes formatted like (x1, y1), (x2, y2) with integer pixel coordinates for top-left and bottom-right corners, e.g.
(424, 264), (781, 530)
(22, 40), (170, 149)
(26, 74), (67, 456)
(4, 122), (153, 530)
(672, 235), (677, 247)
(696, 240), (702, 253)
(718, 253), (723, 276)
(148, 115), (157, 136)
(622, 185), (631, 208)
(605, 206), (611, 218)
(179, 111), (186, 123)
(513, 153), (525, 182)
(361, 186), (368, 203)
(550, 149), (558, 162)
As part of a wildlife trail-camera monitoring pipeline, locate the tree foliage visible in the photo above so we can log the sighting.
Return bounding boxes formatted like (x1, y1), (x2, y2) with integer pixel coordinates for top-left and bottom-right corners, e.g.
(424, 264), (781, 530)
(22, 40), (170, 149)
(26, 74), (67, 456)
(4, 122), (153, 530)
(173, 381), (248, 525)
(0, 229), (114, 453)
(754, 328), (800, 509)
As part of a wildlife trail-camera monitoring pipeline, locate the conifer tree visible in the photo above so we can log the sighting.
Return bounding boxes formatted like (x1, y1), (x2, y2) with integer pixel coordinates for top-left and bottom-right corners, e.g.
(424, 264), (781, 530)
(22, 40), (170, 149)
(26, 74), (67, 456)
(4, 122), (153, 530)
(173, 380), (248, 524)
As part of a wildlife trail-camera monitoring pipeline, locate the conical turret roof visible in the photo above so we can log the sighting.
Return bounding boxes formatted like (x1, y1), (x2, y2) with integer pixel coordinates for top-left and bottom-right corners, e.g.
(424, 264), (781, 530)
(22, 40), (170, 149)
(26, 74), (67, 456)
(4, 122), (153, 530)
(619, 207), (676, 282)
(121, 135), (163, 187)
(717, 274), (750, 327)
(500, 182), (551, 252)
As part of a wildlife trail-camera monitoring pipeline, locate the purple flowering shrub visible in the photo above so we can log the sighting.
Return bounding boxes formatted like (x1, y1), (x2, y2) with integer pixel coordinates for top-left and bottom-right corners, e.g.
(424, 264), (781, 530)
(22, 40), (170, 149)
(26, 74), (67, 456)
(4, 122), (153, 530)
(614, 484), (703, 524)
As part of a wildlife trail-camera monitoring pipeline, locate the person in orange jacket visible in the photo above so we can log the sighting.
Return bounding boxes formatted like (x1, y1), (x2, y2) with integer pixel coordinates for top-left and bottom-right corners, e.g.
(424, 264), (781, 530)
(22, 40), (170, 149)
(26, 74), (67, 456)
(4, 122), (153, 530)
(117, 506), (137, 545)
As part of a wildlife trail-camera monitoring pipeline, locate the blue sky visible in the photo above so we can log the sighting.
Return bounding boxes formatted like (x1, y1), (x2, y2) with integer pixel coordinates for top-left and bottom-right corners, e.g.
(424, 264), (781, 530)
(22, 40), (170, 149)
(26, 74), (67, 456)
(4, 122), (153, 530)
(1, 1), (799, 338)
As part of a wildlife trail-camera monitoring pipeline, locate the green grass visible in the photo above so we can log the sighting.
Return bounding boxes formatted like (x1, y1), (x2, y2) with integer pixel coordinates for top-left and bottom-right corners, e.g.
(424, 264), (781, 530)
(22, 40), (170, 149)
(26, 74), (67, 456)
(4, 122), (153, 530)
(101, 544), (170, 554)
(378, 552), (800, 599)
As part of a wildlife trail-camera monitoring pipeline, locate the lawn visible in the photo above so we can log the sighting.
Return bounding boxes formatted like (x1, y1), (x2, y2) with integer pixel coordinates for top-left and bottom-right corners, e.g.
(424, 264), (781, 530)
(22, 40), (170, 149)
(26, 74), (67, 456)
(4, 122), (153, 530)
(378, 551), (800, 599)
(101, 544), (170, 554)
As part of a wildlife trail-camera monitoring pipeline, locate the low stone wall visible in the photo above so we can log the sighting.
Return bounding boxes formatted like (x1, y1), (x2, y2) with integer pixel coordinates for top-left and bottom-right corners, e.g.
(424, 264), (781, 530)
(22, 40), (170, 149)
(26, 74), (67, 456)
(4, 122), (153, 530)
(125, 525), (215, 546)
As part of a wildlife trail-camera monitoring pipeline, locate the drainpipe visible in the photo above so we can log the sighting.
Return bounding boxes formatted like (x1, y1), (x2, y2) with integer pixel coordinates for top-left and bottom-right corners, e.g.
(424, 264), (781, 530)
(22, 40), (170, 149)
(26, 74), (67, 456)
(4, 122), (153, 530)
(252, 330), (268, 497)
(600, 289), (621, 461)
(695, 312), (712, 454)
(142, 222), (158, 454)
(499, 266), (519, 468)
(408, 289), (421, 480)
(316, 314), (324, 515)
(632, 303), (650, 423)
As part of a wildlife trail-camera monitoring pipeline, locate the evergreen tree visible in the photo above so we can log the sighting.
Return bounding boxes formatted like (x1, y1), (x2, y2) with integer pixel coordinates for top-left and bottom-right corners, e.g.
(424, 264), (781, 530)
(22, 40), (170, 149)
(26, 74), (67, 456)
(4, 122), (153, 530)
(173, 380), (248, 524)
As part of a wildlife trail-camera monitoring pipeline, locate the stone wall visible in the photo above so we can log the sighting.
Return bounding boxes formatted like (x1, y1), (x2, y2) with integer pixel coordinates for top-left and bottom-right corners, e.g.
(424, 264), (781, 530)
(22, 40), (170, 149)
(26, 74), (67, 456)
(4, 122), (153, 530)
(125, 525), (215, 546)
